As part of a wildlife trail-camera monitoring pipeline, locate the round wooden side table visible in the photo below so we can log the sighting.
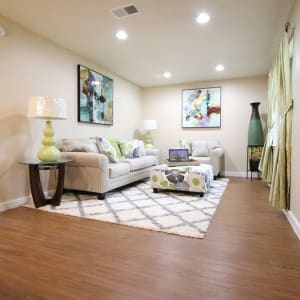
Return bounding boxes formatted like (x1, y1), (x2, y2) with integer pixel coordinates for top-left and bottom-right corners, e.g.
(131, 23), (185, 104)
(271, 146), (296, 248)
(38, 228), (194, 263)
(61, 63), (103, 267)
(19, 160), (72, 208)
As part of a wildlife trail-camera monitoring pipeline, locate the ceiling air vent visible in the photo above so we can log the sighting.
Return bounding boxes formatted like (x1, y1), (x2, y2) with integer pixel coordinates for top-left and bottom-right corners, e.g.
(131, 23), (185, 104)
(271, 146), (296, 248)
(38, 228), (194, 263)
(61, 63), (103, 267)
(111, 3), (140, 19)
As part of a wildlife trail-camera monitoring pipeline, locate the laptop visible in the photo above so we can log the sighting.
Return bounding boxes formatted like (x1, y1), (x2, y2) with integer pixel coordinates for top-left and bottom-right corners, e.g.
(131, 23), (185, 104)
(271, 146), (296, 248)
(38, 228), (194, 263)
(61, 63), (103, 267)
(168, 148), (190, 162)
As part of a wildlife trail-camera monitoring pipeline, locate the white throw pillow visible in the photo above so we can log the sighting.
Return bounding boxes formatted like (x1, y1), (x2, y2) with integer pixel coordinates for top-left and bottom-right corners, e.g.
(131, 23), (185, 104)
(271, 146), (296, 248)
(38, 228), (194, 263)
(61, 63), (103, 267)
(191, 140), (209, 157)
(137, 140), (146, 156)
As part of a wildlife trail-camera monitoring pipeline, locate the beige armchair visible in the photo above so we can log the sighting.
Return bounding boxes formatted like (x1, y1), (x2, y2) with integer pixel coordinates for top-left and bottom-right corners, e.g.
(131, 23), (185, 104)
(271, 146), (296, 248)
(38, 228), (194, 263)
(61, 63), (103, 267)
(180, 140), (224, 177)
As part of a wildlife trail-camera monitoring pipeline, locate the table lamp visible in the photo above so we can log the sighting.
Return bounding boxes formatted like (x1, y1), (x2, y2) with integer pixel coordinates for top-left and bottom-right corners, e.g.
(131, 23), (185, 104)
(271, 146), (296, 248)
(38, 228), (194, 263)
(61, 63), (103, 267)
(28, 96), (68, 162)
(143, 119), (157, 148)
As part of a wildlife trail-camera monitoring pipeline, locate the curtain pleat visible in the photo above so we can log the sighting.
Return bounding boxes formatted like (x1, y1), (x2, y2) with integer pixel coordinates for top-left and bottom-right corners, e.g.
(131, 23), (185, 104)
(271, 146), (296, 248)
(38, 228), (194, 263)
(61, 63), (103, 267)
(259, 144), (273, 182)
(259, 54), (279, 181)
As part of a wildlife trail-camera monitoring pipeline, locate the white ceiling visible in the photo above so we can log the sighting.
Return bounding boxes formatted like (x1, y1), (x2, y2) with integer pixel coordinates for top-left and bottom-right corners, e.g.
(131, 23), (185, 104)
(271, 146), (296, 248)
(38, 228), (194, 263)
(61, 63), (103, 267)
(0, 0), (294, 87)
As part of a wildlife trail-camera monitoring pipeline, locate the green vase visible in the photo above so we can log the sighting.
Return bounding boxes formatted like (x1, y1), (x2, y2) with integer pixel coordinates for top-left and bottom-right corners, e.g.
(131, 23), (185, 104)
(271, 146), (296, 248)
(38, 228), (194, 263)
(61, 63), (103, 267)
(248, 102), (264, 146)
(248, 102), (264, 173)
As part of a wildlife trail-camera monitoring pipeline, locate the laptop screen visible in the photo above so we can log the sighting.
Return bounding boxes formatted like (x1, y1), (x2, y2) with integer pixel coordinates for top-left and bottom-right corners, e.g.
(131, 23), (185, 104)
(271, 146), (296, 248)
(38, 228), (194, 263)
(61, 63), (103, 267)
(169, 148), (189, 162)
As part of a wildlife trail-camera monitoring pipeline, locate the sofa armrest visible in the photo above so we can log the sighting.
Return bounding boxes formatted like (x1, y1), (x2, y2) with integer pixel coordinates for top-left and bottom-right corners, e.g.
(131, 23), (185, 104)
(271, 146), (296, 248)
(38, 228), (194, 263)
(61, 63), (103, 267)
(145, 148), (160, 164)
(209, 147), (225, 176)
(61, 152), (109, 169)
(209, 147), (224, 158)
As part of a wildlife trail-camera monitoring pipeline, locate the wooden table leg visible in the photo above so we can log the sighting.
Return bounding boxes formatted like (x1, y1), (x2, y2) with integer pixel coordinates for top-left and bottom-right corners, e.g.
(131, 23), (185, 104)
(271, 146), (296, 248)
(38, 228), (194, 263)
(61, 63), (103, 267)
(29, 164), (65, 208)
(51, 164), (65, 206)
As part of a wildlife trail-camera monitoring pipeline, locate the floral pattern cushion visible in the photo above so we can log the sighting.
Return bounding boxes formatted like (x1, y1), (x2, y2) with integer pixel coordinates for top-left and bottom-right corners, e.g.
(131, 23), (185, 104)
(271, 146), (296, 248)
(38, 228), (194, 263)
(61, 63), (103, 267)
(151, 164), (213, 193)
(118, 140), (141, 158)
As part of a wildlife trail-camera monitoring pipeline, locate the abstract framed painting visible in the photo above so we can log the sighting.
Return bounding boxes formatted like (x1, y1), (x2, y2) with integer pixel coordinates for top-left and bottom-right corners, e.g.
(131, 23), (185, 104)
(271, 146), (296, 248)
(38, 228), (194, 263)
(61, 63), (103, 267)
(182, 87), (221, 128)
(78, 64), (113, 125)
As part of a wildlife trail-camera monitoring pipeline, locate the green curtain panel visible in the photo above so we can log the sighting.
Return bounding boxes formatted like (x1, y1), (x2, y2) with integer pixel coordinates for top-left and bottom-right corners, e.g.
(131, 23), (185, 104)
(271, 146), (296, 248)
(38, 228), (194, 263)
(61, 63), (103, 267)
(268, 32), (293, 209)
(259, 61), (279, 181)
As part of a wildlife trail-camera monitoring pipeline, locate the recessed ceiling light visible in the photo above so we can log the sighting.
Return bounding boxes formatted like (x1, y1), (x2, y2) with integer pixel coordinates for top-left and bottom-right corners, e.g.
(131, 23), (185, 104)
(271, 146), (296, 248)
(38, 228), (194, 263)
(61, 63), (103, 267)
(196, 12), (210, 24)
(116, 30), (128, 40)
(216, 64), (224, 72)
(163, 71), (172, 78)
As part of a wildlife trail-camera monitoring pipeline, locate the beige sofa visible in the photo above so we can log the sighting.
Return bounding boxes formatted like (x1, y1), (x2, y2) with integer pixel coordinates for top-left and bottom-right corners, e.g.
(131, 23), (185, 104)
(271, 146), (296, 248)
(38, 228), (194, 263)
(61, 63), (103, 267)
(180, 139), (224, 176)
(59, 138), (160, 199)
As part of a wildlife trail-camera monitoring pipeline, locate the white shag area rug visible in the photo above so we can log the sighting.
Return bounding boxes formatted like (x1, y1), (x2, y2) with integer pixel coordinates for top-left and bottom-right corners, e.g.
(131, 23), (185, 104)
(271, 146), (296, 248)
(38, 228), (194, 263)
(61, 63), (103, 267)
(26, 179), (229, 239)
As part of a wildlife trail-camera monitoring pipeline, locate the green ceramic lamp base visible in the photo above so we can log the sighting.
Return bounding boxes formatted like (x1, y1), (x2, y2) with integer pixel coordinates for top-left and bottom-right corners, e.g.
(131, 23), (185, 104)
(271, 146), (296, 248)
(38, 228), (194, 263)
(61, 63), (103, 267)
(144, 130), (154, 148)
(38, 120), (61, 162)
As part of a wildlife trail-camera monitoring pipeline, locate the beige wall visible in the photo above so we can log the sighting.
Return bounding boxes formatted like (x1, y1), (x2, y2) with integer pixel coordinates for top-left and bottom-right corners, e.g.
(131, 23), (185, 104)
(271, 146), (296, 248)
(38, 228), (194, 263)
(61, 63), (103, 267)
(0, 15), (142, 203)
(290, 0), (300, 222)
(142, 76), (268, 175)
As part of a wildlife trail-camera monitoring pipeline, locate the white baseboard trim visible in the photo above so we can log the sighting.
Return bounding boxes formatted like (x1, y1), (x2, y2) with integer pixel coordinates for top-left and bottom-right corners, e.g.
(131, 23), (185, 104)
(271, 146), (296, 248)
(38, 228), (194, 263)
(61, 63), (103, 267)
(283, 210), (300, 240)
(0, 196), (31, 212)
(224, 171), (260, 178)
(0, 190), (56, 213)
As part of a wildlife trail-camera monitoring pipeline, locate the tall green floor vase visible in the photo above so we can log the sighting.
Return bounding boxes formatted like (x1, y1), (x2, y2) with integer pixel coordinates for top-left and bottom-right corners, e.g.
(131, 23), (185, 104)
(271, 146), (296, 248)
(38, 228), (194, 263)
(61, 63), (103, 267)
(248, 102), (264, 174)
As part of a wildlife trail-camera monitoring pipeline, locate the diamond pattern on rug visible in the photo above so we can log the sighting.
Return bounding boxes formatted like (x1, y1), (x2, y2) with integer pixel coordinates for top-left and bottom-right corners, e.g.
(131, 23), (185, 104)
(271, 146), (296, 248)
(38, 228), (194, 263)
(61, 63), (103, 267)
(25, 178), (228, 239)
(116, 209), (145, 222)
(154, 215), (183, 228)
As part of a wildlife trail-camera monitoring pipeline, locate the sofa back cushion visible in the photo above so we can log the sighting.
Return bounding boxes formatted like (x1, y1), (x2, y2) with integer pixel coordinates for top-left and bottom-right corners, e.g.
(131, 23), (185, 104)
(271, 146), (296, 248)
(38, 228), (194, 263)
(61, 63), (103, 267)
(191, 140), (209, 157)
(82, 143), (99, 153)
(180, 139), (220, 157)
(59, 138), (96, 152)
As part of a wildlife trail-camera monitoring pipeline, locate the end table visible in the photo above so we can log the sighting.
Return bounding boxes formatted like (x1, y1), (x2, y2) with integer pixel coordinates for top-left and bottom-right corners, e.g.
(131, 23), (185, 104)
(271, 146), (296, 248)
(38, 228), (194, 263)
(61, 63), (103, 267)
(19, 160), (72, 208)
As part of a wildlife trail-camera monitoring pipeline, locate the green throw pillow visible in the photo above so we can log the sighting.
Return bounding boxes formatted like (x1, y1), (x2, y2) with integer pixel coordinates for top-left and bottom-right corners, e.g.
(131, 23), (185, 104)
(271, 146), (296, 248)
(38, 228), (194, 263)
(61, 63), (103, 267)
(96, 138), (119, 163)
(107, 138), (122, 160)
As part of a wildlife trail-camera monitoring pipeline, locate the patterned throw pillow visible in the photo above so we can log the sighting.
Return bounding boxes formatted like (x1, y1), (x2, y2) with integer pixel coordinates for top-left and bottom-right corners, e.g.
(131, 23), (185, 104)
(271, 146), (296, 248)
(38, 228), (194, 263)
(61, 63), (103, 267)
(96, 138), (119, 163)
(191, 140), (209, 157)
(118, 140), (140, 158)
(82, 143), (99, 153)
(180, 140), (192, 155)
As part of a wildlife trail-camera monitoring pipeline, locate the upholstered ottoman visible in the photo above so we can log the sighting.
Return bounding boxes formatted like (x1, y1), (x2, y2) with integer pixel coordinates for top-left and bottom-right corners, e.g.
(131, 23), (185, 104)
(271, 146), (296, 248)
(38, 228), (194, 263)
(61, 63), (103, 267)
(150, 163), (214, 196)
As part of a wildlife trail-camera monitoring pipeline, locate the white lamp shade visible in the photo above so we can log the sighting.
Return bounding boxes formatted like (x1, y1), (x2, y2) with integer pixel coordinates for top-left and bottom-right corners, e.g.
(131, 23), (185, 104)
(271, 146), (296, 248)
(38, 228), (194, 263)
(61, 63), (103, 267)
(28, 96), (68, 119)
(143, 119), (157, 130)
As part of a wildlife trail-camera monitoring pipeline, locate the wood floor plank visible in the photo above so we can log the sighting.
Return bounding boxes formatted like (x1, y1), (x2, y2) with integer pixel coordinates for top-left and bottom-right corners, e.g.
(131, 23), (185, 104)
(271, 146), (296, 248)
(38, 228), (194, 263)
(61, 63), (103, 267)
(0, 177), (300, 299)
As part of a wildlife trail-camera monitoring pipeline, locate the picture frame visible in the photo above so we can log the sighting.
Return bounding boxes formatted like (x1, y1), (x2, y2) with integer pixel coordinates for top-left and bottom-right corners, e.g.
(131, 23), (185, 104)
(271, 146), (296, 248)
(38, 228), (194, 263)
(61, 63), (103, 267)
(77, 64), (113, 125)
(182, 87), (221, 128)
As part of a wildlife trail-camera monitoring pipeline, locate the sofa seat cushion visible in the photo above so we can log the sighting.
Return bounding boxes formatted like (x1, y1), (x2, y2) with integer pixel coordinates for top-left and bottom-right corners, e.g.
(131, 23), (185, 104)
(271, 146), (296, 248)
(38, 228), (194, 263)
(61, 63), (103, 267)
(109, 162), (130, 178)
(121, 156), (157, 171)
(190, 156), (210, 164)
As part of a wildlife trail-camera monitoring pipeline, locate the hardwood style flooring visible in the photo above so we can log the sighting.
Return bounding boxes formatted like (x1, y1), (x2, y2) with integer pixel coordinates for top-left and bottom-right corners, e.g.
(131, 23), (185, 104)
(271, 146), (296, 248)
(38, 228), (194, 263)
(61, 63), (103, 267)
(0, 177), (300, 300)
